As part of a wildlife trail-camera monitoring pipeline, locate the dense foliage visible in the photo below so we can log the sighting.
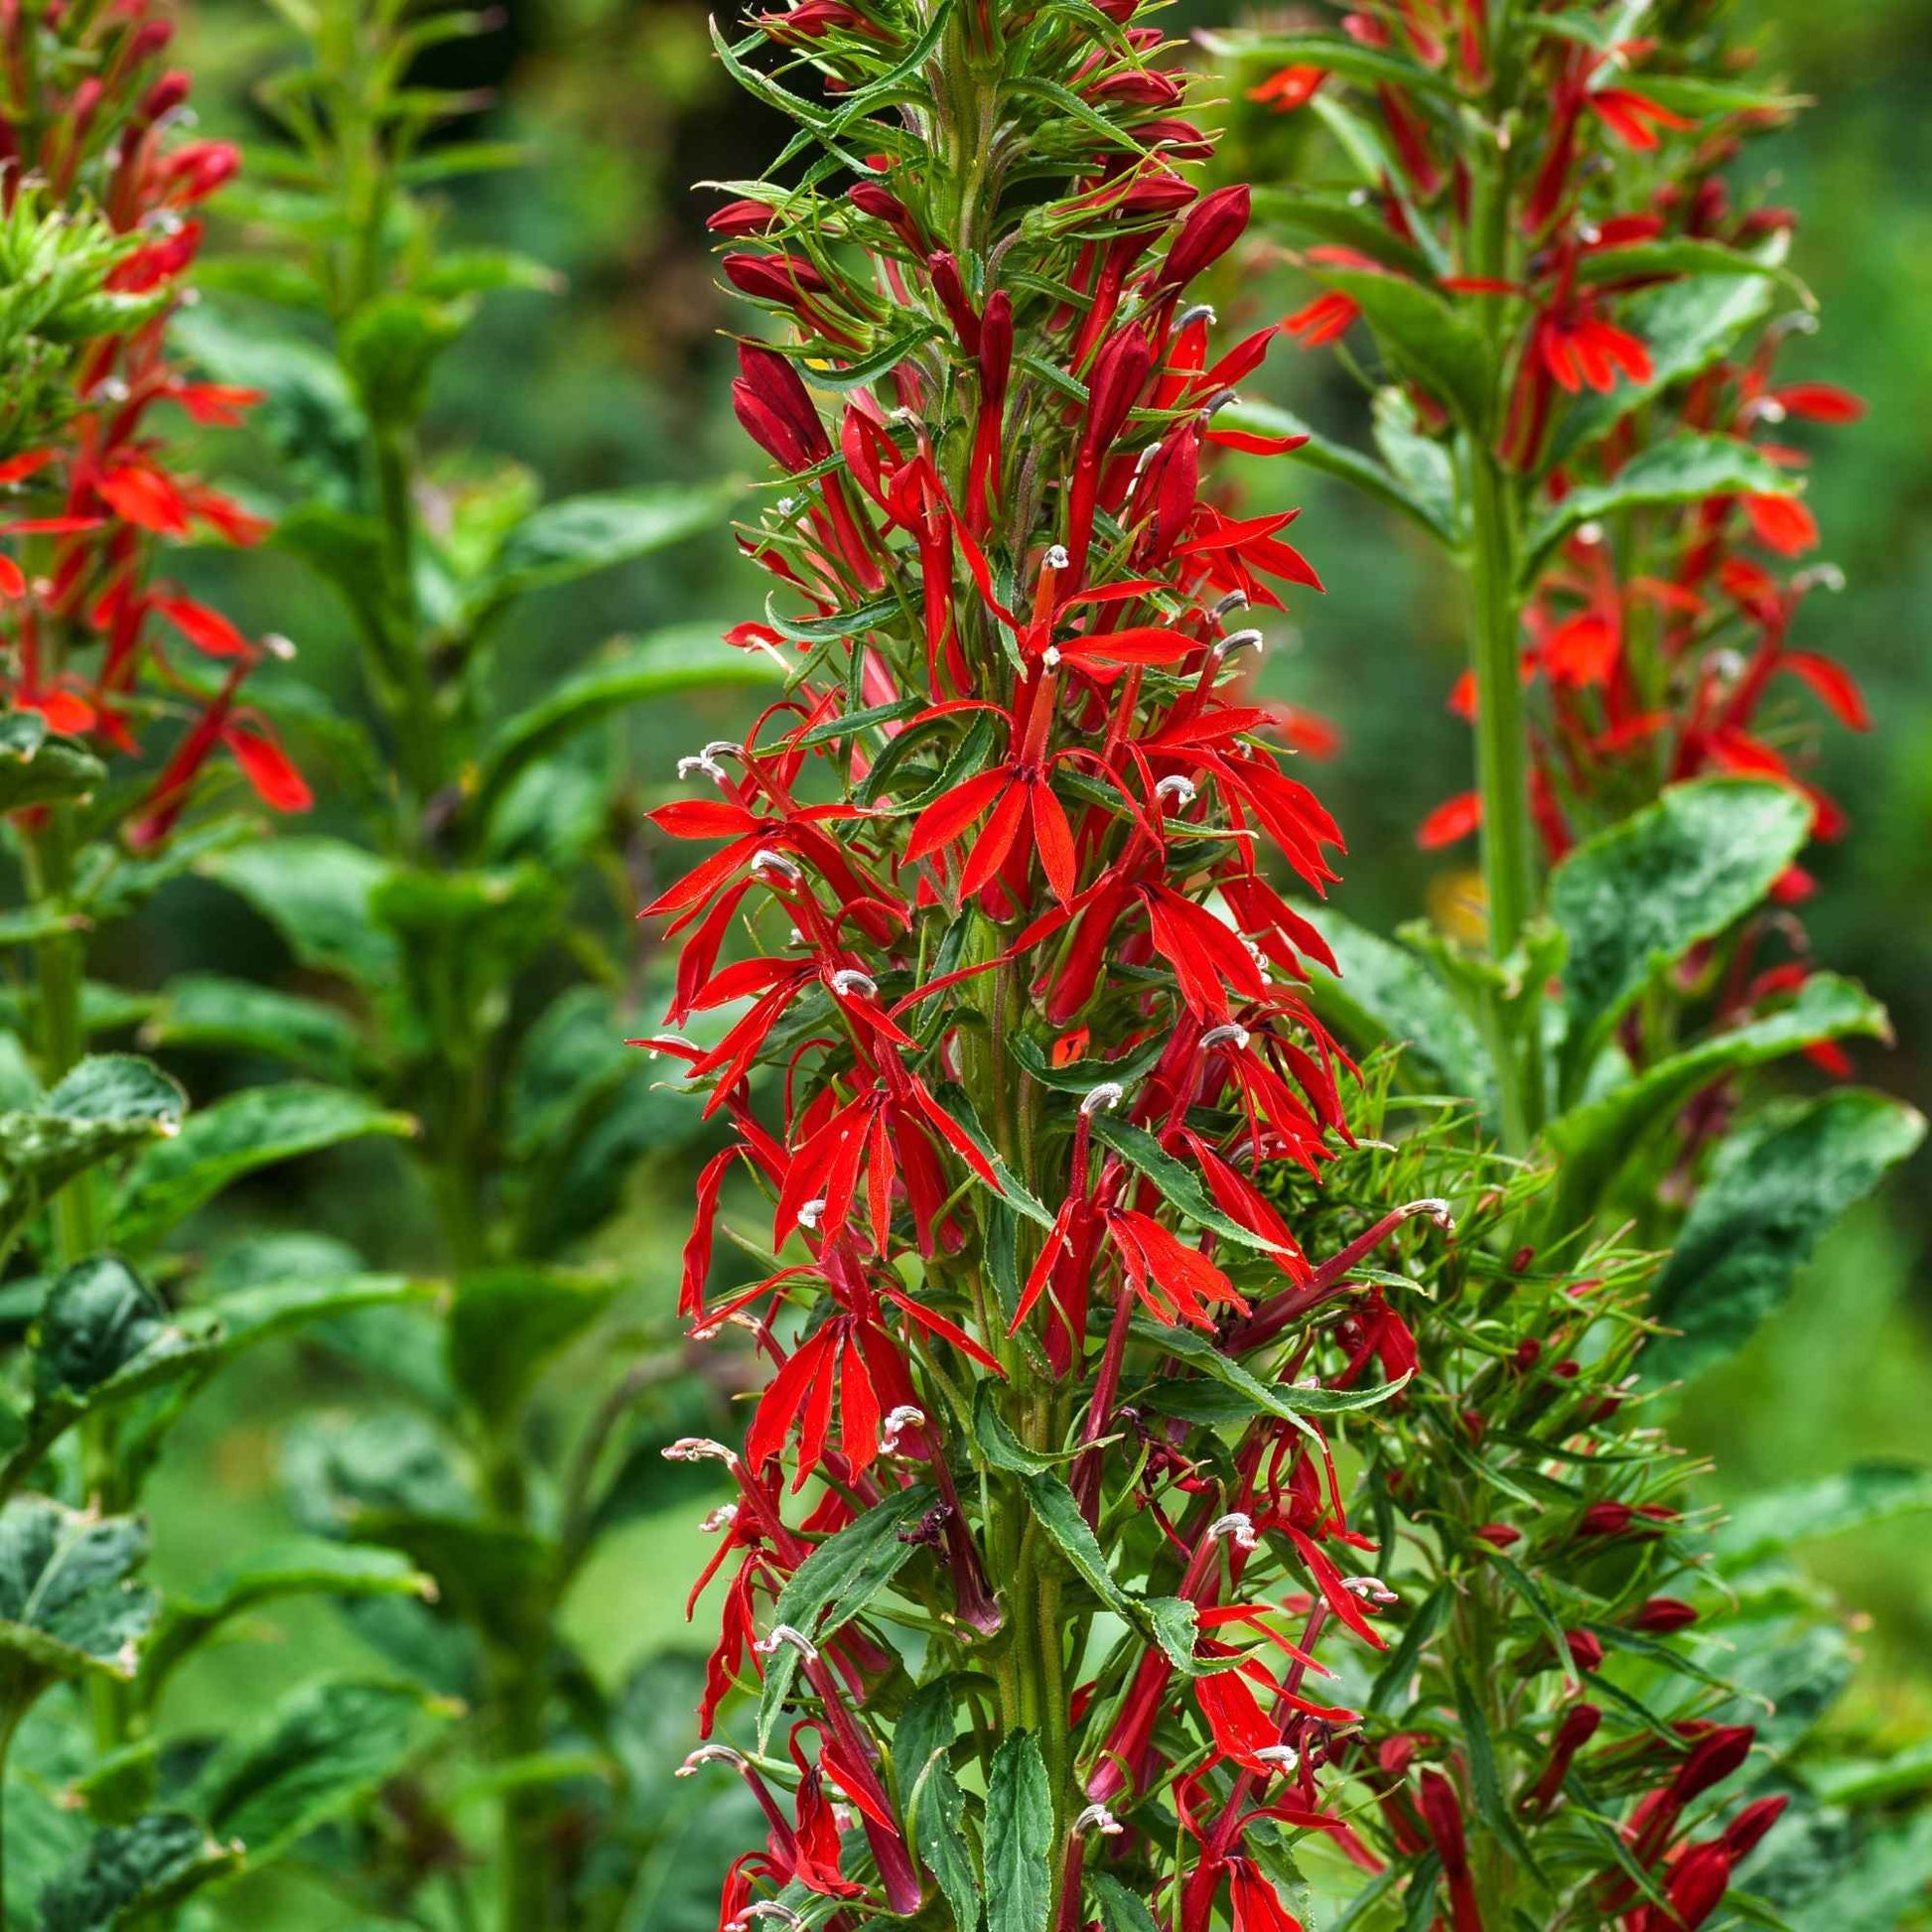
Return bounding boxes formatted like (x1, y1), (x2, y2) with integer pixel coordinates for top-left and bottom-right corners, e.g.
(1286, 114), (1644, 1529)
(0, 0), (1924, 1927)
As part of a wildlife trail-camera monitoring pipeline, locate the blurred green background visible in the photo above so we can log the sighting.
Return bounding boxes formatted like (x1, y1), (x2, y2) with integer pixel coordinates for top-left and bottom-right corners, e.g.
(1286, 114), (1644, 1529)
(135, 0), (1932, 1918)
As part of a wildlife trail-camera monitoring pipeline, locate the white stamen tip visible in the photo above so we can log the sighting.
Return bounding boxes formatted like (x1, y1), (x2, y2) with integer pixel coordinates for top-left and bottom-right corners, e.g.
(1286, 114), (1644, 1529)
(830, 968), (878, 998)
(1212, 590), (1251, 619)
(1045, 545), (1070, 573)
(755, 1623), (821, 1663)
(881, 1405), (926, 1451)
(1080, 1081), (1126, 1116)
(1342, 1575), (1399, 1604)
(678, 1744), (748, 1776)
(1177, 303), (1217, 330)
(1214, 627), (1266, 660)
(1200, 1024), (1249, 1049)
(1201, 387), (1240, 418)
(262, 632), (297, 661)
(1155, 774), (1197, 807)
(730, 1906), (805, 1931)
(1256, 1744), (1301, 1771)
(701, 1503), (740, 1533)
(751, 848), (803, 883)
(678, 754), (728, 783)
(1073, 1803), (1125, 1837)
(1411, 1197), (1455, 1231)
(796, 1197), (827, 1230)
(1797, 562), (1846, 593)
(1576, 520), (1604, 546)
(1042, 645), (1063, 670)
(662, 1437), (737, 1465)
(1209, 1511), (1261, 1551)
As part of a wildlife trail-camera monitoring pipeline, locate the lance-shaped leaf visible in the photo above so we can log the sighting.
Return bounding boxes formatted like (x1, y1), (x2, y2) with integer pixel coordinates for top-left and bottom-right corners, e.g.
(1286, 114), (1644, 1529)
(898, 1679), (981, 1932)
(1301, 262), (1493, 431)
(1540, 973), (1889, 1233)
(756, 1486), (936, 1749)
(446, 1265), (618, 1418)
(0, 711), (106, 814)
(1196, 28), (1456, 98)
(984, 1731), (1052, 1932)
(1088, 1114), (1286, 1254)
(110, 1084), (415, 1253)
(1215, 399), (1454, 544)
(189, 1677), (454, 1864)
(1548, 779), (1813, 1103)
(0, 1499), (155, 1698)
(200, 837), (400, 986)
(0, 1258), (220, 1495)
(347, 1512), (554, 1656)
(978, 1409), (1199, 1674)
(36, 1811), (242, 1931)
(471, 480), (740, 612)
(1714, 1461), (1932, 1572)
(1648, 1091), (1925, 1383)
(204, 1269), (434, 1360)
(471, 624), (785, 829)
(141, 974), (370, 1085)
(1295, 906), (1492, 1117)
(1525, 432), (1797, 576)
(141, 1539), (432, 1698)
(0, 1056), (185, 1254)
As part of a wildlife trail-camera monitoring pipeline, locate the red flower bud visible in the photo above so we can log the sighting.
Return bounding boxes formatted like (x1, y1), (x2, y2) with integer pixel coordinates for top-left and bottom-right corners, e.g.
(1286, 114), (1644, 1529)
(1159, 184), (1250, 290)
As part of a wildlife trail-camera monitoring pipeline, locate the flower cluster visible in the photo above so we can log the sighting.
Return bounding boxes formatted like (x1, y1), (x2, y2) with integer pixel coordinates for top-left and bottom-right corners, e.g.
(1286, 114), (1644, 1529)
(0, 0), (307, 839)
(1248, 2), (1861, 887)
(638, 3), (1464, 1927)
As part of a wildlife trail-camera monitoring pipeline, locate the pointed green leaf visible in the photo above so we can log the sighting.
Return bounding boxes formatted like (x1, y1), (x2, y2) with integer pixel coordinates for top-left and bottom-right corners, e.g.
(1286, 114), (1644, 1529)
(37, 1811), (241, 1931)
(984, 1732), (1052, 1932)
(1649, 1091), (1924, 1382)
(0, 1499), (154, 1692)
(1304, 264), (1493, 429)
(757, 1486), (936, 1749)
(1541, 973), (1889, 1233)
(1525, 433), (1798, 577)
(200, 837), (400, 985)
(1087, 1113), (1285, 1254)
(190, 1677), (453, 1863)
(1714, 1462), (1932, 1571)
(472, 625), (783, 827)
(0, 712), (105, 814)
(142, 974), (369, 1084)
(111, 1084), (415, 1252)
(1549, 778), (1813, 1102)
(476, 481), (739, 611)
(447, 1265), (617, 1417)
(898, 1680), (981, 1932)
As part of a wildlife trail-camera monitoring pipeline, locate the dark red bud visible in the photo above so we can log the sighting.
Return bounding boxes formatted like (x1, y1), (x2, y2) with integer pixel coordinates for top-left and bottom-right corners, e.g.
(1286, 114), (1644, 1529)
(1671, 1725), (1754, 1804)
(1631, 1596), (1700, 1634)
(1722, 1794), (1787, 1862)
(708, 197), (779, 236)
(1565, 1629), (1603, 1673)
(1159, 184), (1250, 290)
(1473, 1523), (1519, 1549)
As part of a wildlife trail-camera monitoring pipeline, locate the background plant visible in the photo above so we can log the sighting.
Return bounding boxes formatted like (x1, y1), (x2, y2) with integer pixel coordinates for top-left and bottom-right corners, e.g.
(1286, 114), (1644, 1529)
(145, 0), (811, 1923)
(1166, 0), (1932, 1921)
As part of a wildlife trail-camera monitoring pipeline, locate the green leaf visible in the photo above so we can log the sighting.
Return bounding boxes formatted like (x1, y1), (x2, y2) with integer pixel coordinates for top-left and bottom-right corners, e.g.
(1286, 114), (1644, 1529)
(983, 1732), (1052, 1932)
(1248, 187), (1437, 281)
(1198, 28), (1455, 98)
(447, 1266), (617, 1417)
(1086, 1114), (1286, 1254)
(5, 1258), (217, 1488)
(142, 1540), (430, 1698)
(472, 625), (784, 828)
(201, 837), (400, 985)
(346, 1513), (553, 1656)
(0, 712), (105, 814)
(1572, 235), (1805, 297)
(1648, 1091), (1924, 1382)
(1524, 432), (1798, 577)
(141, 975), (369, 1084)
(1087, 1872), (1162, 1932)
(898, 1680), (980, 1932)
(1548, 779), (1813, 1102)
(0, 1499), (154, 1693)
(416, 245), (562, 300)
(1136, 1318), (1411, 1426)
(1305, 264), (1493, 430)
(206, 1270), (433, 1360)
(1806, 1740), (1932, 1809)
(340, 292), (470, 423)
(756, 1487), (935, 1749)
(1540, 973), (1889, 1233)
(190, 1678), (453, 1863)
(1714, 1461), (1932, 1571)
(111, 1084), (415, 1252)
(36, 1811), (241, 1931)
(1752, 1810), (1932, 1932)
(0, 1057), (185, 1254)
(1215, 400), (1454, 544)
(171, 306), (366, 506)
(475, 481), (738, 613)
(1298, 907), (1492, 1114)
